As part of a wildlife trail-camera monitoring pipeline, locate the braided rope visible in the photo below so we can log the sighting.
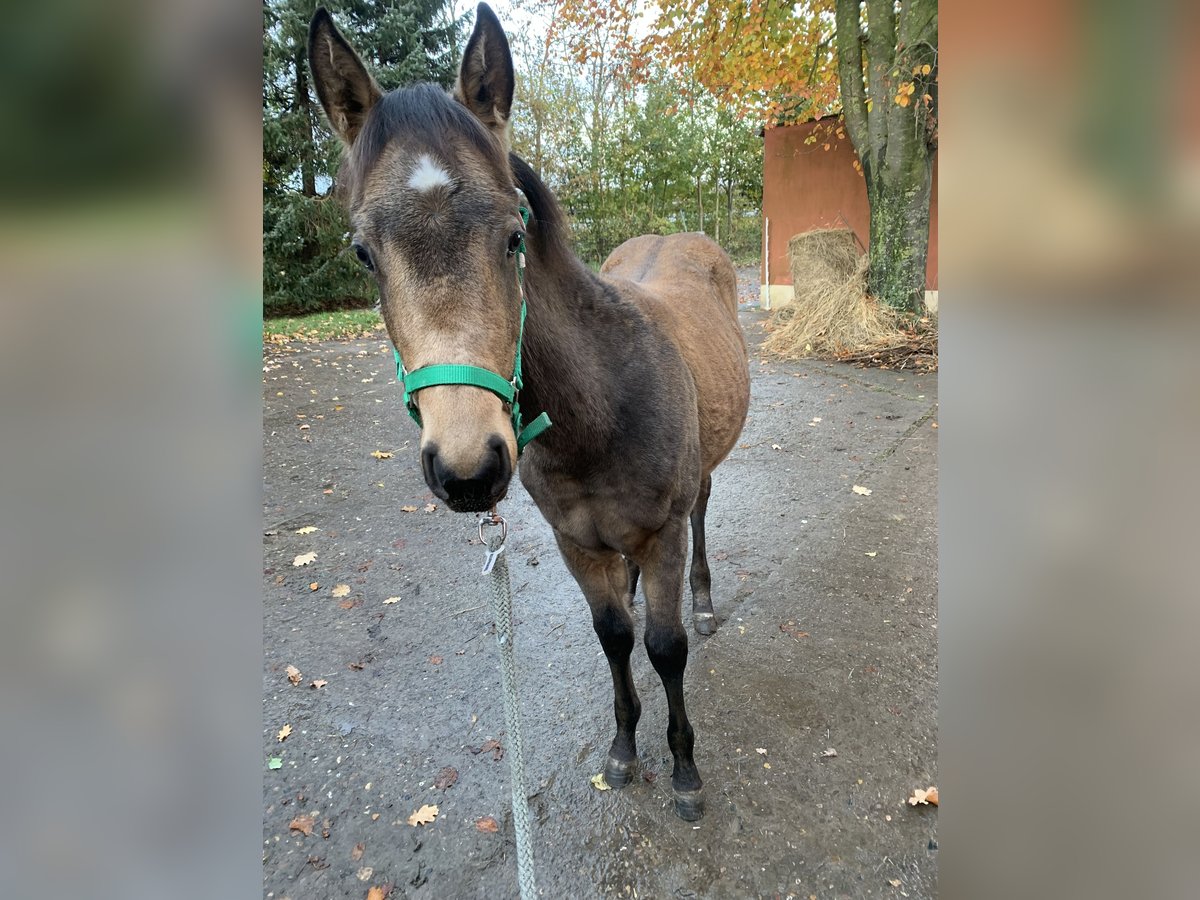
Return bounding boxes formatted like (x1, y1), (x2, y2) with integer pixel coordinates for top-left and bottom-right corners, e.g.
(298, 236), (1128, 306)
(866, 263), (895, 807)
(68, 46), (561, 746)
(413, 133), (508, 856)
(486, 530), (538, 899)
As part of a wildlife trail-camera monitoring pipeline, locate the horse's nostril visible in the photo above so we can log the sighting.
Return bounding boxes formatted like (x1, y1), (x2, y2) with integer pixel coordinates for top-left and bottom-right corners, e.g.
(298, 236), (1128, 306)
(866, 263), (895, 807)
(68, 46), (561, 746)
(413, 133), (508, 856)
(421, 435), (512, 512)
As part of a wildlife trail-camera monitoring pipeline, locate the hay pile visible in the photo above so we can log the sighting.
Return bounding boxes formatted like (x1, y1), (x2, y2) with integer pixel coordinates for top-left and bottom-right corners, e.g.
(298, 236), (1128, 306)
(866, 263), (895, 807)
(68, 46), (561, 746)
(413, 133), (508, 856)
(763, 228), (937, 370)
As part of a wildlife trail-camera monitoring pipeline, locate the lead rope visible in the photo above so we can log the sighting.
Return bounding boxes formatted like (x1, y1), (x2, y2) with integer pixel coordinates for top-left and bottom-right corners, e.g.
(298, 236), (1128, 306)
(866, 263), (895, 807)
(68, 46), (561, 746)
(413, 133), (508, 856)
(479, 512), (538, 899)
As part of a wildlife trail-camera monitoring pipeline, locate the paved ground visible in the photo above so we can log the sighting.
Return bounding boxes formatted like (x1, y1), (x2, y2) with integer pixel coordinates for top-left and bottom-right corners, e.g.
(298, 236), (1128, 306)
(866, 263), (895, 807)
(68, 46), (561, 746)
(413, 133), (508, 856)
(263, 271), (938, 899)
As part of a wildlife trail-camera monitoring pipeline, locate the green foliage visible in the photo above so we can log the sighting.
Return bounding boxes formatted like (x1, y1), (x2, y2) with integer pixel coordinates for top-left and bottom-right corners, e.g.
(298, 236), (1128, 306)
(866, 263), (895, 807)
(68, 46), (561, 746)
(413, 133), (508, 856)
(262, 0), (462, 315)
(509, 20), (763, 268)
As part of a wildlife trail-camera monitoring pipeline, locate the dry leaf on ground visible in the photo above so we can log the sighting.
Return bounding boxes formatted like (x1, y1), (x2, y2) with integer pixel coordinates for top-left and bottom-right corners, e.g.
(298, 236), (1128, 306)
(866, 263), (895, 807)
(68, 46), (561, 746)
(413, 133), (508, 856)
(277, 724), (292, 741)
(356, 866), (374, 881)
(383, 597), (400, 605)
(367, 888), (386, 900)
(423, 503), (437, 512)
(400, 505), (418, 513)
(286, 665), (302, 685)
(406, 804), (438, 826)
(295, 525), (318, 534)
(865, 551), (877, 557)
(351, 842), (364, 861)
(429, 655), (443, 665)
(310, 679), (328, 689)
(472, 739), (503, 760)
(589, 773), (611, 791)
(289, 814), (315, 836)
(370, 451), (393, 459)
(821, 747), (838, 757)
(293, 552), (317, 566)
(908, 786), (939, 806)
(852, 485), (872, 496)
(309, 582), (320, 591)
(433, 767), (458, 790)
(331, 584), (351, 598)
(475, 816), (499, 833)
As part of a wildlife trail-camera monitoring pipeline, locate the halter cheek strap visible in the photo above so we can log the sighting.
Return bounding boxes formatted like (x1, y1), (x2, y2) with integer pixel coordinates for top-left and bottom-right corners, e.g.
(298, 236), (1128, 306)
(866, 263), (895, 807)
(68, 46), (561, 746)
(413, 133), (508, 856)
(392, 205), (552, 455)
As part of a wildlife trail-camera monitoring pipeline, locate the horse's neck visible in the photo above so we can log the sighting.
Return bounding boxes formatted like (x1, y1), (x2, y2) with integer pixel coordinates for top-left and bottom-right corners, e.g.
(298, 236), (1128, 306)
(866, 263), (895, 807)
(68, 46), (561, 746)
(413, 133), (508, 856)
(518, 252), (619, 459)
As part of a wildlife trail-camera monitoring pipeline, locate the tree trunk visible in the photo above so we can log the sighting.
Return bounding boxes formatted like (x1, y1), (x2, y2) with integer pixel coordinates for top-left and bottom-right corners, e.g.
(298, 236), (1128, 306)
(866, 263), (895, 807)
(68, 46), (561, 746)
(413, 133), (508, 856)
(294, 52), (316, 198)
(835, 0), (937, 314)
(866, 153), (932, 312)
(696, 177), (704, 233)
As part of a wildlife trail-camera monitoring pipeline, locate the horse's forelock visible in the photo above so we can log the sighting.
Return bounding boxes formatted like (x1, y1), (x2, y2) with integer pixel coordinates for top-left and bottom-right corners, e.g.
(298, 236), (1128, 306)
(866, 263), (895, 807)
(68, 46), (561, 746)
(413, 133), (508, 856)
(343, 83), (509, 204)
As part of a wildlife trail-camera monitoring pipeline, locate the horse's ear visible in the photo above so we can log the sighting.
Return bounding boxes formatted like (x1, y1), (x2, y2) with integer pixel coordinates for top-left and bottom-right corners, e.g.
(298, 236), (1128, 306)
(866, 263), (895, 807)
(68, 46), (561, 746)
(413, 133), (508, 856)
(454, 3), (514, 145)
(308, 7), (382, 146)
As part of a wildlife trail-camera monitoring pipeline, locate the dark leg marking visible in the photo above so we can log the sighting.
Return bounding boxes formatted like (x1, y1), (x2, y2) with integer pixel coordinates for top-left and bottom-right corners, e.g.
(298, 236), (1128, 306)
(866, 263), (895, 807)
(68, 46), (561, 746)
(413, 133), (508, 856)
(689, 474), (717, 635)
(554, 532), (641, 787)
(637, 519), (704, 820)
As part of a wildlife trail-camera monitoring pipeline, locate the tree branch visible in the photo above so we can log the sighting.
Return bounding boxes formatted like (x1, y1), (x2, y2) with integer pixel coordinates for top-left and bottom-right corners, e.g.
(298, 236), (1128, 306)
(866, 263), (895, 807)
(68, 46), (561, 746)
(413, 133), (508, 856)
(835, 0), (868, 164)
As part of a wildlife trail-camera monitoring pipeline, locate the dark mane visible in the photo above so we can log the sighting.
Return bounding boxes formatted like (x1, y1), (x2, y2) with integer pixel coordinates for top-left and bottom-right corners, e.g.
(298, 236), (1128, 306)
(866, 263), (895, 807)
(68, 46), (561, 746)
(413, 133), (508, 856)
(509, 153), (574, 263)
(342, 83), (509, 200)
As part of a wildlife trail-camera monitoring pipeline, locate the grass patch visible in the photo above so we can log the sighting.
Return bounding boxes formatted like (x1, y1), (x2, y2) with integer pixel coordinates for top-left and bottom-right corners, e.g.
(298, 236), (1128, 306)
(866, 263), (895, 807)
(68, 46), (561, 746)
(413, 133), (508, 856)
(264, 308), (384, 343)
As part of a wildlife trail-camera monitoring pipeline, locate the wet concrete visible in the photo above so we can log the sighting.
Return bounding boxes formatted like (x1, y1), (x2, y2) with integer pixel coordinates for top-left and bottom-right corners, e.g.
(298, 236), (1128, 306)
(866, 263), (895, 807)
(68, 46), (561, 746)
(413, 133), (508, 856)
(263, 273), (938, 899)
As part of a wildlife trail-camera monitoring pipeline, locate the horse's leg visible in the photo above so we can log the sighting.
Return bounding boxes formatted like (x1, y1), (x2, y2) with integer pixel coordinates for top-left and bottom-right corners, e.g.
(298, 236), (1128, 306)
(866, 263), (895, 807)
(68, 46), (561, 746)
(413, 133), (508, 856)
(625, 558), (640, 606)
(554, 531), (642, 788)
(636, 518), (704, 820)
(689, 474), (716, 635)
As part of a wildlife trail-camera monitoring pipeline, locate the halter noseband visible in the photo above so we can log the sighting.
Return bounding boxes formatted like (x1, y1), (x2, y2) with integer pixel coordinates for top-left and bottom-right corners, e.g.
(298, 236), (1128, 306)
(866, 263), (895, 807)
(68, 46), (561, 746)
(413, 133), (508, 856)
(391, 203), (552, 455)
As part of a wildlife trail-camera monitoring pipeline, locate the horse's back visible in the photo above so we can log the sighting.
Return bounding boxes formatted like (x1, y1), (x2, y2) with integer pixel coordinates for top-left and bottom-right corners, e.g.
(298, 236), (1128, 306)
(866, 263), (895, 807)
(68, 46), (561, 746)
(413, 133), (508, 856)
(600, 233), (749, 474)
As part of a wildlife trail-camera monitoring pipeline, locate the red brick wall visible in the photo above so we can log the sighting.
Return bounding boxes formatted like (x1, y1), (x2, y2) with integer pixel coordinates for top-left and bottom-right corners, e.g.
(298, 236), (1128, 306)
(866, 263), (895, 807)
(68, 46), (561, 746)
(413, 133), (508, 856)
(762, 120), (938, 291)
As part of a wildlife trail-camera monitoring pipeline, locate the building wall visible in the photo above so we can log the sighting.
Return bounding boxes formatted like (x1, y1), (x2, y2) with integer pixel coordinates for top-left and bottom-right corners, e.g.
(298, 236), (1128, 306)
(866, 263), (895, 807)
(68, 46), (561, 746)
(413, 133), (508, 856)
(761, 119), (938, 308)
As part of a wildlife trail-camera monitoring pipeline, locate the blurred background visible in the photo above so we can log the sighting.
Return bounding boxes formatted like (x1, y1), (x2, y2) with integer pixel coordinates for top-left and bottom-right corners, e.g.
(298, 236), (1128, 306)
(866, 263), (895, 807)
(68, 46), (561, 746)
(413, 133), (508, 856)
(0, 0), (1196, 897)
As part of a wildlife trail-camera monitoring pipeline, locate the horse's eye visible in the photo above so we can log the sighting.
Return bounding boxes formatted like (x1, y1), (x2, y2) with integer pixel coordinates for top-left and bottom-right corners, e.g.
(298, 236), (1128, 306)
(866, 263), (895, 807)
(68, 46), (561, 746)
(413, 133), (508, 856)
(352, 242), (374, 271)
(506, 231), (524, 257)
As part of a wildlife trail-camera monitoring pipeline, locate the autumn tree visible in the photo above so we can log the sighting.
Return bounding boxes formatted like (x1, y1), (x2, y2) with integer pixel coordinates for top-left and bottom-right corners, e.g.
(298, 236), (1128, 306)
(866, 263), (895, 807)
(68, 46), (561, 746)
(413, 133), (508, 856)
(601, 0), (937, 313)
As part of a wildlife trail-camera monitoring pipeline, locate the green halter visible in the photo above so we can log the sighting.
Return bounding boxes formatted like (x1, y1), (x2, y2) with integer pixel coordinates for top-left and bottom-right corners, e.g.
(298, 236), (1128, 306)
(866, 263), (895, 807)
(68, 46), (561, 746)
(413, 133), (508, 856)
(392, 205), (552, 454)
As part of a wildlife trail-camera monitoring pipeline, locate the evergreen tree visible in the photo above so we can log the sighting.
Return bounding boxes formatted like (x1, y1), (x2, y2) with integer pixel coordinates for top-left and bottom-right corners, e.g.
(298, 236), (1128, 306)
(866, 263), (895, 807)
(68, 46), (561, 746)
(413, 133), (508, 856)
(263, 0), (463, 315)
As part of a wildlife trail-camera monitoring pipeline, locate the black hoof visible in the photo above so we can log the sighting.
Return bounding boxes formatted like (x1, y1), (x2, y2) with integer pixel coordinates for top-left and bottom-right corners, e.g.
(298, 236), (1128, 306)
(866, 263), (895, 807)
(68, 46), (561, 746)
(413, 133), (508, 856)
(674, 789), (705, 821)
(693, 612), (718, 636)
(603, 755), (637, 789)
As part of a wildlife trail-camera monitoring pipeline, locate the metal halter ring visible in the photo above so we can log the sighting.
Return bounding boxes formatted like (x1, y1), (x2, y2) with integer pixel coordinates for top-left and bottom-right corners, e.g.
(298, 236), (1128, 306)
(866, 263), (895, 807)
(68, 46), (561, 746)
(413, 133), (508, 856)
(478, 510), (508, 546)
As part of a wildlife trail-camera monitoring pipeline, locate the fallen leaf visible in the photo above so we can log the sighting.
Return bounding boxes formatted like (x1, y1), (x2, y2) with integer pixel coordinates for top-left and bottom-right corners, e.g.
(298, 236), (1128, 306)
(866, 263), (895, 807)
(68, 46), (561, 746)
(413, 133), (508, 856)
(865, 551), (877, 558)
(310, 679), (327, 689)
(400, 505), (418, 513)
(383, 597), (400, 605)
(472, 739), (504, 760)
(821, 748), (838, 758)
(277, 724), (292, 741)
(289, 814), (315, 836)
(286, 664), (302, 685)
(293, 552), (317, 566)
(351, 842), (364, 861)
(475, 816), (500, 833)
(908, 786), (939, 806)
(433, 766), (458, 790)
(852, 485), (872, 496)
(756, 748), (768, 755)
(763, 762), (772, 769)
(356, 866), (374, 881)
(367, 888), (385, 900)
(589, 773), (612, 791)
(429, 655), (443, 665)
(406, 804), (438, 826)
(771, 443), (782, 450)
(268, 757), (283, 769)
(339, 598), (362, 609)
(348, 660), (365, 670)
(889, 878), (902, 887)
(309, 582), (320, 591)
(295, 525), (318, 535)
(423, 503), (437, 512)
(370, 450), (393, 459)
(332, 584), (351, 598)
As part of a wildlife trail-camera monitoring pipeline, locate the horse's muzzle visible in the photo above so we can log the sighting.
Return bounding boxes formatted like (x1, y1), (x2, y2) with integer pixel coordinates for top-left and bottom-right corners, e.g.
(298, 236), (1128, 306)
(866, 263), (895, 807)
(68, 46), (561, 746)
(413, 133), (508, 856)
(421, 435), (511, 513)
